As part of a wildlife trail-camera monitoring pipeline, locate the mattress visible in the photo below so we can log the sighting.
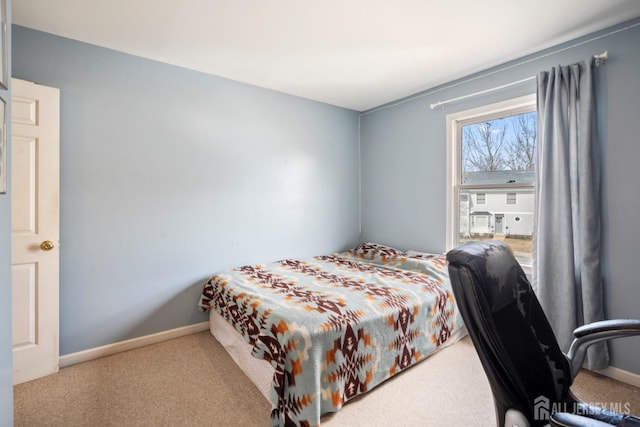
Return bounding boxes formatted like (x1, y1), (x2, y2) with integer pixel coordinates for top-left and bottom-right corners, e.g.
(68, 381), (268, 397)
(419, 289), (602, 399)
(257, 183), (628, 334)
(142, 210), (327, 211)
(210, 308), (274, 401)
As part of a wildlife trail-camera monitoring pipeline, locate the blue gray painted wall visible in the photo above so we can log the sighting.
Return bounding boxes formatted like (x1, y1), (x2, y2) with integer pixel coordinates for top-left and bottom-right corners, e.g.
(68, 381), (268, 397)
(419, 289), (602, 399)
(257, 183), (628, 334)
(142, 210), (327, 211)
(0, 2), (12, 424)
(360, 19), (640, 374)
(11, 25), (360, 355)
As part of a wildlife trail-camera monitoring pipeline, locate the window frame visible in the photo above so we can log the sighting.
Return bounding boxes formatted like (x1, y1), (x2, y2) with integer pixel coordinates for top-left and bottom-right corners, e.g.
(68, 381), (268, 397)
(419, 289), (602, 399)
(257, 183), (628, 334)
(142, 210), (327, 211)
(445, 94), (537, 269)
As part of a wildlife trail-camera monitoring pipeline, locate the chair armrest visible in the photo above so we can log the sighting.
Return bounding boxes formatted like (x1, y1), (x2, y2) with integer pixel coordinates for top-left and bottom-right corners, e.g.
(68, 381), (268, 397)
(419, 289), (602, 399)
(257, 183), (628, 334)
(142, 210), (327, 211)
(566, 319), (640, 379)
(574, 319), (640, 338)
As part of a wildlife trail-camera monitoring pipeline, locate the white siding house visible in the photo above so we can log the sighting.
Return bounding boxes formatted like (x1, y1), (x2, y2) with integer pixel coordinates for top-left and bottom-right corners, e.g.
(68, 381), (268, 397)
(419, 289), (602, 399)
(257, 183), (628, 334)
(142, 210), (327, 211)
(459, 171), (534, 239)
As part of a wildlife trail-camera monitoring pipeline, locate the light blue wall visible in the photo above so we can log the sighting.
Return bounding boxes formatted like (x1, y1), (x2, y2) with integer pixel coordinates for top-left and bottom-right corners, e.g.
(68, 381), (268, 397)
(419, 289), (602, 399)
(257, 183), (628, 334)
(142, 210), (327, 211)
(12, 25), (360, 355)
(0, 2), (12, 425)
(360, 19), (640, 374)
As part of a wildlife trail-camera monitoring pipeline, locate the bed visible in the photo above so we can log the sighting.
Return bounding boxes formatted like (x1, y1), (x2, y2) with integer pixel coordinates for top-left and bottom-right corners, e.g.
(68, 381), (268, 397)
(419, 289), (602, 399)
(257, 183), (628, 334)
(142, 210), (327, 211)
(198, 242), (465, 426)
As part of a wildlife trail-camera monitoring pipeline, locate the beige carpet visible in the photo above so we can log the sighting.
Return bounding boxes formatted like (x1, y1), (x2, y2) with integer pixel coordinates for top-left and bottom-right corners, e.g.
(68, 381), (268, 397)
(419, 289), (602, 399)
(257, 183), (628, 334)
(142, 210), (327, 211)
(14, 331), (640, 426)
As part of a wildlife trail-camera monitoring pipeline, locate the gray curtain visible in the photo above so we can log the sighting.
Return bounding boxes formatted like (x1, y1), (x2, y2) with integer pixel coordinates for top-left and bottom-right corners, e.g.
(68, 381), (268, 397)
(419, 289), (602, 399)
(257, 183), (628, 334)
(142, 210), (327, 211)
(534, 60), (608, 370)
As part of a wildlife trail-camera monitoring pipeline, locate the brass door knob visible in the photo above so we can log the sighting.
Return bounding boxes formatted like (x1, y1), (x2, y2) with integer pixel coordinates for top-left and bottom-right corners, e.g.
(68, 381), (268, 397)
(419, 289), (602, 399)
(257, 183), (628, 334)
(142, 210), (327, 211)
(40, 240), (55, 251)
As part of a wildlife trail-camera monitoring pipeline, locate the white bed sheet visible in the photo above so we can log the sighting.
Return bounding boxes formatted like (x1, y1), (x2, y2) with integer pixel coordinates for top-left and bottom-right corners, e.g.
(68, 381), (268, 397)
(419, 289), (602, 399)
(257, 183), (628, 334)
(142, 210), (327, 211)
(209, 310), (468, 404)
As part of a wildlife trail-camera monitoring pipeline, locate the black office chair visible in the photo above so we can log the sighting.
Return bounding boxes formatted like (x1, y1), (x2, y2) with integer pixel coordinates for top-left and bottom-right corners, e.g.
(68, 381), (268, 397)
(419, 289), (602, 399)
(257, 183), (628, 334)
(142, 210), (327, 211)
(446, 240), (640, 427)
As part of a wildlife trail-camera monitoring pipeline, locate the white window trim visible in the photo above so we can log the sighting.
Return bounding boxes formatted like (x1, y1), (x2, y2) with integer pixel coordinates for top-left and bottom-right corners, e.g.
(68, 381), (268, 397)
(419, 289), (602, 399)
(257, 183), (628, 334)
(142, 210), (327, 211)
(445, 94), (536, 268)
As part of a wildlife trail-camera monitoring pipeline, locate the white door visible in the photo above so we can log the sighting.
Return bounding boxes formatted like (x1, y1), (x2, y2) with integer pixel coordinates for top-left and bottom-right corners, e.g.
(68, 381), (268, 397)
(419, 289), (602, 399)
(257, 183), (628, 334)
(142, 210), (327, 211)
(11, 78), (60, 385)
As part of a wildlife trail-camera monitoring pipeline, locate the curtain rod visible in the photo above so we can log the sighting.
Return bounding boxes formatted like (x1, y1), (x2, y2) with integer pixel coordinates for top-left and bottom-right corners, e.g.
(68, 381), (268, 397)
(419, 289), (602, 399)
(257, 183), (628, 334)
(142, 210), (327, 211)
(593, 50), (608, 66)
(429, 76), (535, 110)
(429, 51), (608, 110)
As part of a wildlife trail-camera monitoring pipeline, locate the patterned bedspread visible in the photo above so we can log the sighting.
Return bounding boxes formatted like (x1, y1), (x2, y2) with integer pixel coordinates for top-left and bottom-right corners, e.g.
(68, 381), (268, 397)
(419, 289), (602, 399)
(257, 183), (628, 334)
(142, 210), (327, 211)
(198, 242), (463, 427)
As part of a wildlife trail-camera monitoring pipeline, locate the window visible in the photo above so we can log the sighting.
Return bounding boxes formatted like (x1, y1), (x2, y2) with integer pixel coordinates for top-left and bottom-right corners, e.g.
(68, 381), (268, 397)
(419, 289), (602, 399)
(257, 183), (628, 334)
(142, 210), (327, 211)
(446, 94), (537, 269)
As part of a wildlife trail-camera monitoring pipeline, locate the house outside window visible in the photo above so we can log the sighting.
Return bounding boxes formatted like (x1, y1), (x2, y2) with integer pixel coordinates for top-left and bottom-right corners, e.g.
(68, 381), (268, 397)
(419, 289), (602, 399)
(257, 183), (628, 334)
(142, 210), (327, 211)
(446, 94), (537, 269)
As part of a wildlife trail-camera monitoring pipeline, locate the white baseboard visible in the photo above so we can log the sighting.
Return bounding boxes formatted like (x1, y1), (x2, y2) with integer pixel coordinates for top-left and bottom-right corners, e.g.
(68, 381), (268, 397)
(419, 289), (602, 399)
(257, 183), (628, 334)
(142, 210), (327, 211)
(593, 366), (640, 388)
(59, 321), (210, 368)
(56, 321), (640, 390)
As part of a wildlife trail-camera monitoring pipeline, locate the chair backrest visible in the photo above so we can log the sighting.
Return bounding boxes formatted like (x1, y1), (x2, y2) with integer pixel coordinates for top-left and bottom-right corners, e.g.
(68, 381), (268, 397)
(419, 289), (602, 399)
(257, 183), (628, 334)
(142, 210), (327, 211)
(446, 241), (573, 426)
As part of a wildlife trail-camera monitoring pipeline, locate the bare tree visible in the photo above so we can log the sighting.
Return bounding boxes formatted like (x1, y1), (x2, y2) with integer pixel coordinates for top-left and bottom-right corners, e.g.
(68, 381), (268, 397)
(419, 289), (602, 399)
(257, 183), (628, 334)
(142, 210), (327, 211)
(505, 112), (536, 171)
(462, 121), (508, 172)
(462, 112), (536, 173)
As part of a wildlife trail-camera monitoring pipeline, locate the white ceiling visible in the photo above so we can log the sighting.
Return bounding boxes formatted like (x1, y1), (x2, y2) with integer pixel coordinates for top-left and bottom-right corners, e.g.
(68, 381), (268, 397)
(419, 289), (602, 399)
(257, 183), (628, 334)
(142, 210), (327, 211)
(12, 0), (640, 111)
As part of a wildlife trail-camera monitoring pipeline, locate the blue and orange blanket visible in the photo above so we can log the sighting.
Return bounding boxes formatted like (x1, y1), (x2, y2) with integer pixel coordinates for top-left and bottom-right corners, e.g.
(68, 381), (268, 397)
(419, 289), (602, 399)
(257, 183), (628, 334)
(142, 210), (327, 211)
(198, 242), (463, 426)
